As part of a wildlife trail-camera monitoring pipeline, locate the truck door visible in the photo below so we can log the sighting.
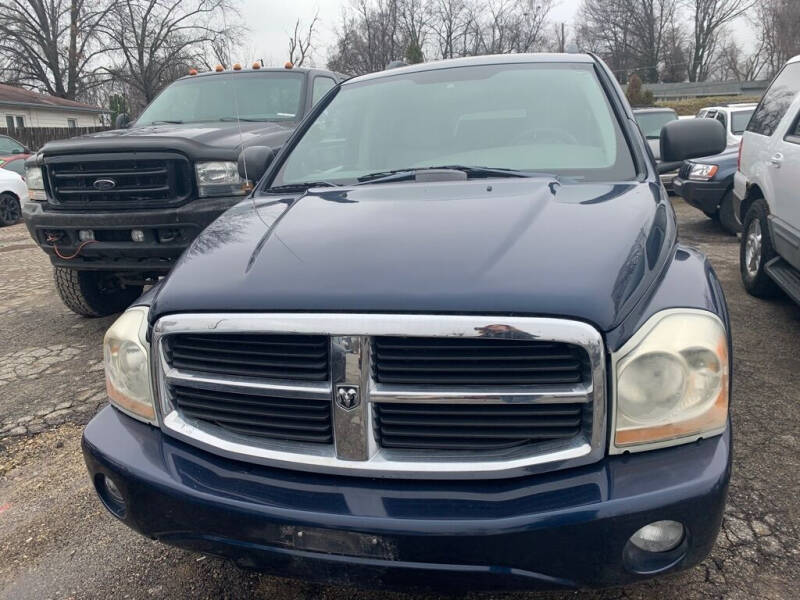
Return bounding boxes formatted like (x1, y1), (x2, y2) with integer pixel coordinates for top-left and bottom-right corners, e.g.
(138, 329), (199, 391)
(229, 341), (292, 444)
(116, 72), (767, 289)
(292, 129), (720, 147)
(769, 103), (800, 269)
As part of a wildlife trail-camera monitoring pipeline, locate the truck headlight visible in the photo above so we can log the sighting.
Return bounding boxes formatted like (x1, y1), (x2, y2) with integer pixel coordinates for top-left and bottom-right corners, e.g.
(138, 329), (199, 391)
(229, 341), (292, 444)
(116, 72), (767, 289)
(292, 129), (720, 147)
(104, 306), (156, 424)
(195, 161), (248, 197)
(25, 166), (47, 200)
(612, 310), (729, 450)
(688, 163), (718, 181)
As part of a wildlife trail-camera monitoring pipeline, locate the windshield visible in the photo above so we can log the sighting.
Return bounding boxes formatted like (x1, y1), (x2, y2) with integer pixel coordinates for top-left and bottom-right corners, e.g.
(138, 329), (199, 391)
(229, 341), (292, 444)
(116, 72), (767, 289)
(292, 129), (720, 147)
(634, 111), (677, 139)
(273, 63), (636, 187)
(731, 109), (755, 135)
(136, 72), (305, 125)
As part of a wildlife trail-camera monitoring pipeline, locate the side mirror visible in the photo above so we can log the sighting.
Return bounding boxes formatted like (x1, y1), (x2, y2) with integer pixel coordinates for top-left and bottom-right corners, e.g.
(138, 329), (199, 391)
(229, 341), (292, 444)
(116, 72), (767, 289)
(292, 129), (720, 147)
(238, 146), (275, 183)
(115, 113), (131, 129)
(658, 119), (726, 173)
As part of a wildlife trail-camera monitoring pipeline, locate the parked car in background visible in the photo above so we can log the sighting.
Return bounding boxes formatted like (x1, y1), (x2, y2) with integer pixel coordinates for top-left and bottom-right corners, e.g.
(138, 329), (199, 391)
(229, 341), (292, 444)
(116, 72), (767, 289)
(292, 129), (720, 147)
(0, 153), (30, 179)
(0, 134), (28, 155)
(633, 107), (679, 189)
(696, 104), (756, 147)
(0, 167), (28, 226)
(22, 64), (343, 317)
(83, 54), (731, 592)
(735, 55), (800, 304)
(673, 148), (740, 234)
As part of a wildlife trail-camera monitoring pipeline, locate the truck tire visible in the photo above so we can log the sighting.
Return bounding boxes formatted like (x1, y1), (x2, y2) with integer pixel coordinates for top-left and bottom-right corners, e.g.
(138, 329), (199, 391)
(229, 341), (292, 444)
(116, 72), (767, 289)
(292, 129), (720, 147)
(740, 199), (780, 298)
(54, 268), (143, 317)
(0, 193), (21, 226)
(718, 190), (741, 235)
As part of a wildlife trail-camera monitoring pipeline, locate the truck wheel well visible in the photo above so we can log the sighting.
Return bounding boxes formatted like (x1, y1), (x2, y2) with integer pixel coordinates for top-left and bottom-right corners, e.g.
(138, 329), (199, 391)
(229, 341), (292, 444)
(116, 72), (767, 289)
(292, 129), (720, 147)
(741, 185), (764, 221)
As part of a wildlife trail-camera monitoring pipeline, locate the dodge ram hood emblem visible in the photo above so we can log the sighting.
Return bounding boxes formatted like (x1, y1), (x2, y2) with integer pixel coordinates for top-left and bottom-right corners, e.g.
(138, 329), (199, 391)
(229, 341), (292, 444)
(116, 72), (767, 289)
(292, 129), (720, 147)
(93, 178), (117, 190)
(336, 385), (360, 410)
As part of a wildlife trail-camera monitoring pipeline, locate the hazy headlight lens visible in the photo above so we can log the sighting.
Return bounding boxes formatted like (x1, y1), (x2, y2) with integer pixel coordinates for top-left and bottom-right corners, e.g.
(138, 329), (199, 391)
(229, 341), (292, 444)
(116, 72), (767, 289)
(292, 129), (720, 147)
(25, 166), (46, 200)
(195, 161), (247, 197)
(104, 307), (156, 423)
(614, 311), (728, 449)
(688, 163), (718, 181)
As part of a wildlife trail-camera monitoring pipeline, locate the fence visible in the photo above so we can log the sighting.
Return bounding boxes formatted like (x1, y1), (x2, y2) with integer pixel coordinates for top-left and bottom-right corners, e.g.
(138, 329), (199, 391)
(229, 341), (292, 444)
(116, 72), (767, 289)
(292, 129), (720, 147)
(0, 126), (111, 152)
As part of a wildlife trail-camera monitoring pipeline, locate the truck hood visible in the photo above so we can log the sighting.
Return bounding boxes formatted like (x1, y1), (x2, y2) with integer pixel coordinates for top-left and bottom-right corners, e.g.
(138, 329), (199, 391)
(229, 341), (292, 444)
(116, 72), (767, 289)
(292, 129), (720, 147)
(39, 121), (295, 158)
(151, 178), (674, 332)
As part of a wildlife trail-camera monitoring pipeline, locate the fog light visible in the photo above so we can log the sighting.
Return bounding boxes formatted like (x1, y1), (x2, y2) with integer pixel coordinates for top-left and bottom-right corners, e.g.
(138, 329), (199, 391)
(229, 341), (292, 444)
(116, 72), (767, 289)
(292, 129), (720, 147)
(78, 229), (94, 241)
(131, 229), (145, 242)
(630, 520), (684, 553)
(95, 473), (126, 518)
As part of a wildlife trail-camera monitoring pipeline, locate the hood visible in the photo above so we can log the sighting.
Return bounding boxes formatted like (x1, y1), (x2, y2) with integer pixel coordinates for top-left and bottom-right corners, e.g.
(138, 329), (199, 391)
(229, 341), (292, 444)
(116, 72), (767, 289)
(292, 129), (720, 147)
(40, 120), (295, 158)
(151, 178), (674, 332)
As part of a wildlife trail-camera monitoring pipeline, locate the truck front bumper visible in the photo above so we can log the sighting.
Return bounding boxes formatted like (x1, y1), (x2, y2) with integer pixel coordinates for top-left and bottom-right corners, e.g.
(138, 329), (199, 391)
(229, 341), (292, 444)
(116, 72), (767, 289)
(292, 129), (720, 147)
(82, 407), (731, 592)
(21, 195), (241, 273)
(672, 177), (730, 214)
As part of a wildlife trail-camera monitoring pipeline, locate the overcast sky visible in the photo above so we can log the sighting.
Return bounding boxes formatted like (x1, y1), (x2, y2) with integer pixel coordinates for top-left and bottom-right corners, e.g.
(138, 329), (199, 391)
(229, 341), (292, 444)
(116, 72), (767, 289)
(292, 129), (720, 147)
(240, 1), (750, 68)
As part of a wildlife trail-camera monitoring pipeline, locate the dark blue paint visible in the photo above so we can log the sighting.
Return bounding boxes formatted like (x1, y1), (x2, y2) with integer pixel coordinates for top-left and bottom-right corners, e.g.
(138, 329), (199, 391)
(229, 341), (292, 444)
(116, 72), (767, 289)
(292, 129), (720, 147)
(83, 407), (730, 591)
(673, 149), (738, 215)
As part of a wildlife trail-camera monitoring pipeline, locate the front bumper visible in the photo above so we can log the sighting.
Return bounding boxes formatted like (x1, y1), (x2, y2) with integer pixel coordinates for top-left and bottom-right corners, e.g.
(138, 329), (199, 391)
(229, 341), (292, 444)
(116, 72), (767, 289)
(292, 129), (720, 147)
(660, 171), (678, 192)
(83, 407), (731, 592)
(672, 176), (729, 214)
(21, 195), (241, 273)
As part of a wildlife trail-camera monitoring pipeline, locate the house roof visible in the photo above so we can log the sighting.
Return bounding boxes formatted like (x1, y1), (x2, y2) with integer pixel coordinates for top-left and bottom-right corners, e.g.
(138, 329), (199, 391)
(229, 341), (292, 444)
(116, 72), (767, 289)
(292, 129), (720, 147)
(0, 83), (108, 114)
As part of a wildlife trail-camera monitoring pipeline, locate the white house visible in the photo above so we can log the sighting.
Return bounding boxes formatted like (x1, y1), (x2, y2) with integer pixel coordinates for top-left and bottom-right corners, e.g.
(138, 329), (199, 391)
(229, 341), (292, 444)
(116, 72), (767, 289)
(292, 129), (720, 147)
(0, 83), (108, 129)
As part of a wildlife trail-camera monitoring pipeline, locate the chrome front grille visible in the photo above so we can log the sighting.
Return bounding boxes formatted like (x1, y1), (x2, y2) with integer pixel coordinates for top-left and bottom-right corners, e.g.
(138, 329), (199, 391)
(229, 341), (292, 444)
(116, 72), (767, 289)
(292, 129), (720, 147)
(153, 314), (606, 479)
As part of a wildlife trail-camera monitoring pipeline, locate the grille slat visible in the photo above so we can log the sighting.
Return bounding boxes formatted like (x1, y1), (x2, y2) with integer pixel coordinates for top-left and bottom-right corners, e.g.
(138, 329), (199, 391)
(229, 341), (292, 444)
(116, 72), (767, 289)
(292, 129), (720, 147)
(165, 333), (330, 381)
(372, 337), (587, 385)
(172, 384), (332, 444)
(373, 402), (584, 450)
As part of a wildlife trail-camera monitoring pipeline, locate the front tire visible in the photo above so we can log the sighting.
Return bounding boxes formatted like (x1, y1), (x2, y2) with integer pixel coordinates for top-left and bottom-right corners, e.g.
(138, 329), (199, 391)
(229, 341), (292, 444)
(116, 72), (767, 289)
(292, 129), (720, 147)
(719, 190), (741, 235)
(740, 199), (780, 298)
(0, 193), (21, 226)
(54, 268), (143, 317)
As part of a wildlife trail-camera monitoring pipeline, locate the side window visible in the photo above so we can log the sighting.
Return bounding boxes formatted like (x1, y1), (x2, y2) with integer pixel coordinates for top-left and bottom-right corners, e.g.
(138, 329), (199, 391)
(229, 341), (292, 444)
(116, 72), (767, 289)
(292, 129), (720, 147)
(0, 135), (23, 153)
(15, 116), (24, 128)
(785, 109), (800, 143)
(715, 111), (727, 130)
(312, 77), (336, 106)
(67, 118), (77, 129)
(3, 159), (25, 175)
(5, 116), (13, 130)
(748, 63), (800, 136)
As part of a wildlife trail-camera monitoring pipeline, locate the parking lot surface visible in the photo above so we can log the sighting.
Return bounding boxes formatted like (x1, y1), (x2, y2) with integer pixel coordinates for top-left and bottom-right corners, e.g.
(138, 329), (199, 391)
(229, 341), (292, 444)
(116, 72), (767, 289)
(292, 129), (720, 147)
(1, 198), (799, 599)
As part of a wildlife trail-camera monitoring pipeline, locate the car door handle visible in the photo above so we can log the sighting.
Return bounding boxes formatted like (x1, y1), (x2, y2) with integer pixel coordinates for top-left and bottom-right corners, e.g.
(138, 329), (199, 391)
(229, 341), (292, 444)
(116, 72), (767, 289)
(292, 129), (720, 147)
(769, 153), (784, 168)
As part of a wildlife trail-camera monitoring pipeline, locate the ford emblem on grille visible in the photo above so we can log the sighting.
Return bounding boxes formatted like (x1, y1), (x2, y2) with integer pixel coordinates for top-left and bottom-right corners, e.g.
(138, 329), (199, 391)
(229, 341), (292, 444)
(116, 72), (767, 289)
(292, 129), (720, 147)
(93, 178), (117, 191)
(336, 385), (360, 410)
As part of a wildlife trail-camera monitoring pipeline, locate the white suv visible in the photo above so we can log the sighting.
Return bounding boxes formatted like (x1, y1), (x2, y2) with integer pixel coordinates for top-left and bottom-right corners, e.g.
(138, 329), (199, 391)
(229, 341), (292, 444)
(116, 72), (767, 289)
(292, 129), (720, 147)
(697, 103), (757, 148)
(735, 56), (800, 303)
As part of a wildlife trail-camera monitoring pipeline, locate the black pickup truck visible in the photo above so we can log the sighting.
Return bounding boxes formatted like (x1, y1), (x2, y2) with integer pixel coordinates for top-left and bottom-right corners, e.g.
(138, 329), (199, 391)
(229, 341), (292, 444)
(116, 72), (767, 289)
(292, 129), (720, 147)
(22, 65), (342, 316)
(85, 54), (733, 592)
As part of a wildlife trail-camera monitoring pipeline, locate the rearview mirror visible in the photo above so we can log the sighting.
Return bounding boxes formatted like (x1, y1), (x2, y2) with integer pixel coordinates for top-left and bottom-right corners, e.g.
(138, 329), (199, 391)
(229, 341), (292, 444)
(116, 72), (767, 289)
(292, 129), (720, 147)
(658, 119), (726, 173)
(238, 146), (275, 183)
(115, 113), (131, 129)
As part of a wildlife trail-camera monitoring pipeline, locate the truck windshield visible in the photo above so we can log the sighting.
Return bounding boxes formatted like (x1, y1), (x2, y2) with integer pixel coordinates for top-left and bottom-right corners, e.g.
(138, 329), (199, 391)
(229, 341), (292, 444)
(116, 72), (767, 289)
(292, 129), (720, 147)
(136, 72), (305, 125)
(634, 111), (677, 139)
(273, 62), (636, 186)
(731, 109), (754, 135)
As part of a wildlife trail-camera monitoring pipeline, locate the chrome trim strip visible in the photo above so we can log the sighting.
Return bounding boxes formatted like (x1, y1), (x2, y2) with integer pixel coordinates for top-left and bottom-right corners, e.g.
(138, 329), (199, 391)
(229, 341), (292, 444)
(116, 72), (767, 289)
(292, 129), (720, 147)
(152, 313), (607, 479)
(331, 336), (371, 460)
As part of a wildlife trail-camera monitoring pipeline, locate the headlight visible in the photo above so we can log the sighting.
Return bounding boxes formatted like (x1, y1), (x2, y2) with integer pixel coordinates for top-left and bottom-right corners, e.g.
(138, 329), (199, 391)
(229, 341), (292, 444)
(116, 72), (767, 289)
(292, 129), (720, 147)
(104, 306), (156, 423)
(688, 163), (718, 181)
(613, 310), (729, 451)
(25, 166), (47, 200)
(195, 161), (248, 197)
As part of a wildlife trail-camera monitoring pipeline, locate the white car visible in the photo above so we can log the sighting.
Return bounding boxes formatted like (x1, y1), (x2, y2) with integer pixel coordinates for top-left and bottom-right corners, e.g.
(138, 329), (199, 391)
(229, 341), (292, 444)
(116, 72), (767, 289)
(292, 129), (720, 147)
(696, 103), (757, 148)
(734, 55), (800, 303)
(0, 167), (28, 226)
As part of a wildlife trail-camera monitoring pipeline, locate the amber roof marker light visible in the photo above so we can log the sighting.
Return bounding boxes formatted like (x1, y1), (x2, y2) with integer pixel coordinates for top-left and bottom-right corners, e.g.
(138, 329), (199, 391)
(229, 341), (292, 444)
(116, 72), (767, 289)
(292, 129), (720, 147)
(284, 61), (294, 69)
(215, 64), (224, 72)
(188, 68), (198, 76)
(233, 63), (242, 71)
(252, 62), (261, 69)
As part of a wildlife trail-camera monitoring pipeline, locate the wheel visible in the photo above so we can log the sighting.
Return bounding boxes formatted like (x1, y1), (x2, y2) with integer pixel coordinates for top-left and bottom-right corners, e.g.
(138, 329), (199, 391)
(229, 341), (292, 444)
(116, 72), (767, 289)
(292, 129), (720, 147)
(0, 193), (21, 226)
(703, 209), (720, 221)
(718, 190), (741, 235)
(740, 200), (780, 298)
(53, 267), (143, 317)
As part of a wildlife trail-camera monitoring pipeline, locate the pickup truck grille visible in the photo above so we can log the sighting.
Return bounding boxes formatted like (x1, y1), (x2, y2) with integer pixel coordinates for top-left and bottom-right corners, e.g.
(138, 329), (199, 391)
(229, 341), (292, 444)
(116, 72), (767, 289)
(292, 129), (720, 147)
(154, 314), (606, 479)
(164, 333), (329, 381)
(372, 337), (587, 385)
(373, 402), (585, 450)
(45, 152), (192, 210)
(170, 384), (333, 444)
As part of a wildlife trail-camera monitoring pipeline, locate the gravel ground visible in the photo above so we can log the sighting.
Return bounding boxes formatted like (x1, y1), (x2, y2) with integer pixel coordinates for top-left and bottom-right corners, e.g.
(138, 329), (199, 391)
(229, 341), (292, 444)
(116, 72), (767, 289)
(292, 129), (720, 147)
(1, 198), (799, 599)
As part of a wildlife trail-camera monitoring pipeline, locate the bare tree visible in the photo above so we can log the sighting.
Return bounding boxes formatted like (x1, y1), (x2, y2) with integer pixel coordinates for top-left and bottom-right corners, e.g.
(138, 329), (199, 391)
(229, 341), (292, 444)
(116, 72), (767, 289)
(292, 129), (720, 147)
(288, 12), (320, 67)
(0, 0), (115, 100)
(717, 37), (765, 81)
(101, 0), (239, 111)
(685, 0), (752, 82)
(752, 0), (800, 78)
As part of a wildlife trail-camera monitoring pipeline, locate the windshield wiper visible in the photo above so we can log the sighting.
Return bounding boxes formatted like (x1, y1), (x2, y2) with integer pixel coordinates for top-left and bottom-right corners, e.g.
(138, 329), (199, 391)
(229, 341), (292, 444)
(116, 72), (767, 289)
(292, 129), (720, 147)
(267, 181), (340, 193)
(356, 165), (556, 185)
(219, 117), (271, 122)
(148, 120), (183, 124)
